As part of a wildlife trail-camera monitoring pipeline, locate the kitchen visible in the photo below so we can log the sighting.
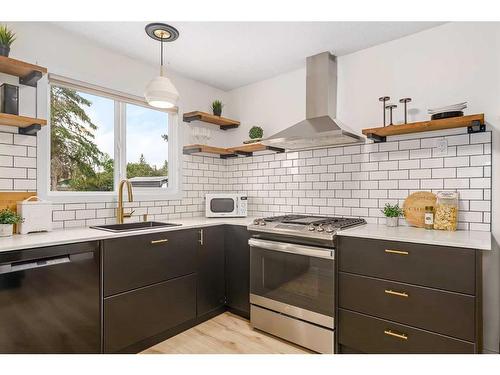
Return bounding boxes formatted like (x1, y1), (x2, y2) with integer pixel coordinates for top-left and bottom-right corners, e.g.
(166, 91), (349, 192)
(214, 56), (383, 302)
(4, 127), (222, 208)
(0, 2), (499, 373)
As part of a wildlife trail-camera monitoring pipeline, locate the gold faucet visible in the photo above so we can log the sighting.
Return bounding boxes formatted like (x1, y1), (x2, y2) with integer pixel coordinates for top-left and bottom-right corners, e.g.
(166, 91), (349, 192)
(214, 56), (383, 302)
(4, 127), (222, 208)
(117, 179), (134, 224)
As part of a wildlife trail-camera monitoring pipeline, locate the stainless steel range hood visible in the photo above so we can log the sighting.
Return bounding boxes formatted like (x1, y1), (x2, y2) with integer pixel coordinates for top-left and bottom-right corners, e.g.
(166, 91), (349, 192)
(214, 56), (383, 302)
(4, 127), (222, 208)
(262, 52), (365, 150)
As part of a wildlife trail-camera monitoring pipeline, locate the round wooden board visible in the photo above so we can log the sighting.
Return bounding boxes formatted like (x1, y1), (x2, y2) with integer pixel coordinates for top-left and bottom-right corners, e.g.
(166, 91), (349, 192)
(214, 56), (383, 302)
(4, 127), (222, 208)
(403, 191), (437, 228)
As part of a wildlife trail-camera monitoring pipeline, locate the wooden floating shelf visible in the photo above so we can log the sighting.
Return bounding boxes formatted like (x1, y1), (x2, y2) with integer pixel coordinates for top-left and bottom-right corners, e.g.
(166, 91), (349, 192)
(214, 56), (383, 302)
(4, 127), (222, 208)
(0, 56), (47, 87)
(183, 143), (285, 158)
(183, 111), (240, 130)
(362, 114), (485, 142)
(0, 113), (47, 135)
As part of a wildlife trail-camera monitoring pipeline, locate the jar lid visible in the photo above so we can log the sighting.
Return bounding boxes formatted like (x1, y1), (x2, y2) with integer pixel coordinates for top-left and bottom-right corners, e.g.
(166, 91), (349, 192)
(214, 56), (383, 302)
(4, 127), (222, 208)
(425, 206), (434, 210)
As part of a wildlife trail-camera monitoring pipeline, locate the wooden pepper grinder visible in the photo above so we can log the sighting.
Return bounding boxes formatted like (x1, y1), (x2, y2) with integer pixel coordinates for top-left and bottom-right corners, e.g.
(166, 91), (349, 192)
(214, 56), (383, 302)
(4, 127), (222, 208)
(379, 96), (390, 126)
(399, 97), (412, 124)
(386, 104), (397, 125)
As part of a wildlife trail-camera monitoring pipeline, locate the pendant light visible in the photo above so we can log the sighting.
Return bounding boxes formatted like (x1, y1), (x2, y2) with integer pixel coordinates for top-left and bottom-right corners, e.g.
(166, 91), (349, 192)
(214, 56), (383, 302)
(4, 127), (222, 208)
(144, 23), (180, 109)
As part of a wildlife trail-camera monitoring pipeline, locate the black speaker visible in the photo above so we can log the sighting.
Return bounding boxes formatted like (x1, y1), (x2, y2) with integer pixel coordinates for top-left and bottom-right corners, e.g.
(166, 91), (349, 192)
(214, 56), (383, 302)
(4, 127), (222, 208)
(0, 83), (19, 115)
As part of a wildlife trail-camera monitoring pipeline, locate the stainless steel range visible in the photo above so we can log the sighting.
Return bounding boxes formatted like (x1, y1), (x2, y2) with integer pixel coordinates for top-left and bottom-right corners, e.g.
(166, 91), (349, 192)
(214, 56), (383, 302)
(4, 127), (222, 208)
(247, 215), (366, 354)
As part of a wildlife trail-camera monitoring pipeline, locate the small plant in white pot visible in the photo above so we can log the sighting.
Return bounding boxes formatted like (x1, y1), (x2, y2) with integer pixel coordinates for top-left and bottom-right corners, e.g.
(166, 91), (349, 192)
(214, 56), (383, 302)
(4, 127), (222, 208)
(381, 203), (403, 227)
(0, 208), (23, 237)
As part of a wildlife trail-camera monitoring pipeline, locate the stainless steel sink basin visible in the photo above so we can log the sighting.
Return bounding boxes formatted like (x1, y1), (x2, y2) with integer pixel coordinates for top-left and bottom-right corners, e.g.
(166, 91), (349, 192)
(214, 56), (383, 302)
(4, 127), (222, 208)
(90, 221), (181, 232)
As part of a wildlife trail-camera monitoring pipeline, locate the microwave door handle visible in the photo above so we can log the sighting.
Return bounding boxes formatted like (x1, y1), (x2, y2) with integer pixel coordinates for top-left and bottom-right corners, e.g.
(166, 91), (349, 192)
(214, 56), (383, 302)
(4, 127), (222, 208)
(248, 238), (334, 260)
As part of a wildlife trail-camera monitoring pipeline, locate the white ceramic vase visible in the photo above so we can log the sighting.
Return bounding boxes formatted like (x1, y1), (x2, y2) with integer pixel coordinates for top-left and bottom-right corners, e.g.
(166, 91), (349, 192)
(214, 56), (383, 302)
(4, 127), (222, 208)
(386, 217), (399, 227)
(0, 223), (14, 237)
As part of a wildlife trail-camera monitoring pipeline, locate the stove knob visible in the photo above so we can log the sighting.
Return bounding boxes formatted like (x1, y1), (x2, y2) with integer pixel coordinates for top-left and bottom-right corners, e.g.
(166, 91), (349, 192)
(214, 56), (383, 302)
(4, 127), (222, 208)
(316, 224), (325, 232)
(253, 219), (262, 225)
(308, 224), (316, 231)
(325, 225), (335, 233)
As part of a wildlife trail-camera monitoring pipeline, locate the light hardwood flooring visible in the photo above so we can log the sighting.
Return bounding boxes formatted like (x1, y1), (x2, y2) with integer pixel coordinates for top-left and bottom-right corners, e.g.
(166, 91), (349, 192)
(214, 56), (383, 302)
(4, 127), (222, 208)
(141, 312), (312, 354)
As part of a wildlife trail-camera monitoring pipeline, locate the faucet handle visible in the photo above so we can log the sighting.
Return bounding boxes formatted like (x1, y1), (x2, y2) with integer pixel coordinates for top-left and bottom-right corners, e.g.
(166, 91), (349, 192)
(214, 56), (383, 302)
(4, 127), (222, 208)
(123, 209), (135, 219)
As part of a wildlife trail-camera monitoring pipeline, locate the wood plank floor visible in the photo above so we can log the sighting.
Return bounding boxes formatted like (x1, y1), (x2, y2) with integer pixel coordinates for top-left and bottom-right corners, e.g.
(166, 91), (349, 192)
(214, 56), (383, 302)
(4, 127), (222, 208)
(141, 312), (312, 354)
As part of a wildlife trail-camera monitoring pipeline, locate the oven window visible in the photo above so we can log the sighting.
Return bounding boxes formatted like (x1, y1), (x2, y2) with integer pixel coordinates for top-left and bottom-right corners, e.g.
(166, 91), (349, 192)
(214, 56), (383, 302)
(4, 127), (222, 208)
(210, 198), (235, 213)
(250, 247), (334, 317)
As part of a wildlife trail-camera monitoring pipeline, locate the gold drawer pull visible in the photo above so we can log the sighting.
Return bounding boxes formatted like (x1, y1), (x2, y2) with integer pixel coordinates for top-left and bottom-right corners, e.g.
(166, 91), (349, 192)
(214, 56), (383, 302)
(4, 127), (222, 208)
(384, 329), (408, 340)
(385, 289), (409, 298)
(385, 249), (409, 255)
(151, 239), (168, 244)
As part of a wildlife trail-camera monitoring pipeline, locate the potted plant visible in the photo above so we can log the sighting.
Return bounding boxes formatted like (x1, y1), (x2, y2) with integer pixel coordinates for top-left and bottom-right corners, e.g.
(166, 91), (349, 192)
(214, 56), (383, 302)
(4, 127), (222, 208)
(0, 25), (16, 57)
(381, 203), (403, 227)
(249, 126), (263, 140)
(0, 208), (23, 237)
(212, 100), (223, 116)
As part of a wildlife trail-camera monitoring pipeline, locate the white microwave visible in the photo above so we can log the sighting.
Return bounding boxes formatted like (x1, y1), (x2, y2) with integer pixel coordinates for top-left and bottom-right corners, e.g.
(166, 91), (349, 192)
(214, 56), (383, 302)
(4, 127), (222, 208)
(205, 194), (248, 218)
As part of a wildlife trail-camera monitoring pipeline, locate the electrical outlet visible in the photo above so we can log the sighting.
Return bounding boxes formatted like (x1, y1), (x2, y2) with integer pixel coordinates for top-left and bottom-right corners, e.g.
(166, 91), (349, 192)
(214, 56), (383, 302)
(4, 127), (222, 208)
(434, 138), (448, 156)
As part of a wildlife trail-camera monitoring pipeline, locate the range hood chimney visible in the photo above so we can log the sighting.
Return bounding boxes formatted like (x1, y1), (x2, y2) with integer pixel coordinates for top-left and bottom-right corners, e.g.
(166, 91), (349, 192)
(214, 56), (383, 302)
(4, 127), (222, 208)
(262, 52), (365, 150)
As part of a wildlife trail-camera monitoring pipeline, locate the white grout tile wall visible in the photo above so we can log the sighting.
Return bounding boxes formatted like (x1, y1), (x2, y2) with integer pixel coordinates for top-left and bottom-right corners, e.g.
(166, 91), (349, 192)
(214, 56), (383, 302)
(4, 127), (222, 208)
(0, 128), (492, 231)
(223, 130), (492, 231)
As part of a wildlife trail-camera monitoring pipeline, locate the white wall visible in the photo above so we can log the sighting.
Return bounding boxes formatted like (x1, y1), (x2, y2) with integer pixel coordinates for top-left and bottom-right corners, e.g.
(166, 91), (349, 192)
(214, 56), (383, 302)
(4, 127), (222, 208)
(4, 22), (230, 147)
(226, 22), (500, 353)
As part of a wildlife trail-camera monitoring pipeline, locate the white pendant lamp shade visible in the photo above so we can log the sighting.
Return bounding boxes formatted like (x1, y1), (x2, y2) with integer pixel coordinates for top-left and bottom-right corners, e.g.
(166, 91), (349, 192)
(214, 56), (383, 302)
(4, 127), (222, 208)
(145, 68), (179, 109)
(144, 23), (180, 109)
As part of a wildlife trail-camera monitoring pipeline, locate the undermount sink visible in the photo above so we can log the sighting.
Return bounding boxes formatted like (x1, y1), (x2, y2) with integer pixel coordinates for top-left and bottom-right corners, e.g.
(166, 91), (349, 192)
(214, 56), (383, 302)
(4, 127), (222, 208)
(90, 221), (181, 232)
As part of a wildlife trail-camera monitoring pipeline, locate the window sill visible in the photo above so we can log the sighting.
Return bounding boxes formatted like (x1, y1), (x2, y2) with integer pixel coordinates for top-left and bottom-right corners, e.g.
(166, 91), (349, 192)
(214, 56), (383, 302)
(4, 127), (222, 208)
(39, 189), (183, 204)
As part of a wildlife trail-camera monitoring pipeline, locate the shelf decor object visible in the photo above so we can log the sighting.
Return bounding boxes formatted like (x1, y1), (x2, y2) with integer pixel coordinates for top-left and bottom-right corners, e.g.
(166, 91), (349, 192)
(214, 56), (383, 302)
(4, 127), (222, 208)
(183, 142), (284, 158)
(378, 96), (390, 126)
(0, 55), (47, 87)
(183, 111), (240, 130)
(362, 113), (485, 143)
(144, 23), (180, 109)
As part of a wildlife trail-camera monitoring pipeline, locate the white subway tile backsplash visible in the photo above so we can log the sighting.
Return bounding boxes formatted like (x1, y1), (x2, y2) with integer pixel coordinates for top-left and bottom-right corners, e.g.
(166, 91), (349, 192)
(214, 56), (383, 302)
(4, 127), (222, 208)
(0, 128), (491, 231)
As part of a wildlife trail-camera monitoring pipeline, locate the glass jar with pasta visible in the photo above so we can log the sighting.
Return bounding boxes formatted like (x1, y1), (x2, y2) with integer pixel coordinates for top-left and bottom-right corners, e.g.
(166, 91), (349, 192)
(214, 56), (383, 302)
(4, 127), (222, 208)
(433, 191), (459, 231)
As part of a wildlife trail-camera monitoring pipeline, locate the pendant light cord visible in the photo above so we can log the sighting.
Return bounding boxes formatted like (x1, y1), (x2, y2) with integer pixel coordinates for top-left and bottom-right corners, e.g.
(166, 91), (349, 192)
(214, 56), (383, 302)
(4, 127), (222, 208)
(160, 36), (164, 75)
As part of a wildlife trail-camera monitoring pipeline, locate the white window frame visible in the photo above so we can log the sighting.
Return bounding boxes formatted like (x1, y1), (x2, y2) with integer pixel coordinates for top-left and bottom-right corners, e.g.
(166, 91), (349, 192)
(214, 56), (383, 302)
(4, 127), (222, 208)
(38, 75), (182, 203)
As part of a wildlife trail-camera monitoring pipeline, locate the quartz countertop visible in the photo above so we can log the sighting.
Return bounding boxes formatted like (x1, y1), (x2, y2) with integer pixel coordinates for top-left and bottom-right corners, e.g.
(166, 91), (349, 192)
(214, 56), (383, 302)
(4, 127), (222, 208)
(0, 218), (492, 253)
(338, 224), (491, 251)
(0, 217), (257, 253)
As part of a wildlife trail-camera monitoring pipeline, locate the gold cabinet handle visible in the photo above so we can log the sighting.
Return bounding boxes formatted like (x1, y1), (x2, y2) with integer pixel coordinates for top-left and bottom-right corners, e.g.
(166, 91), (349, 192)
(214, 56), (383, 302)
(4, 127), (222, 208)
(384, 329), (408, 340)
(151, 239), (168, 244)
(385, 289), (409, 298)
(385, 249), (409, 255)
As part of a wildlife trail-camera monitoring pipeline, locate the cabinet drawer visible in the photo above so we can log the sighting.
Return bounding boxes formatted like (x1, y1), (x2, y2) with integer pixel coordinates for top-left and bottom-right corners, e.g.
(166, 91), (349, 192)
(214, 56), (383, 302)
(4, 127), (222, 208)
(339, 272), (475, 341)
(338, 237), (476, 294)
(338, 309), (475, 354)
(104, 273), (196, 353)
(103, 229), (198, 296)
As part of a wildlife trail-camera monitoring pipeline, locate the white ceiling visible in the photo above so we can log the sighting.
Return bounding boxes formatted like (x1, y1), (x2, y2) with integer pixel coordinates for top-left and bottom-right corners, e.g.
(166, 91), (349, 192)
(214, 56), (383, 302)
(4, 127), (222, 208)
(52, 22), (443, 91)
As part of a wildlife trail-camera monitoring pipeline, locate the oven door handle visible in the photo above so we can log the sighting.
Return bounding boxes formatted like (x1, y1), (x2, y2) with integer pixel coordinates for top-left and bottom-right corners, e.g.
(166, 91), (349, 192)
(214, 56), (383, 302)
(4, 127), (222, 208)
(248, 238), (334, 259)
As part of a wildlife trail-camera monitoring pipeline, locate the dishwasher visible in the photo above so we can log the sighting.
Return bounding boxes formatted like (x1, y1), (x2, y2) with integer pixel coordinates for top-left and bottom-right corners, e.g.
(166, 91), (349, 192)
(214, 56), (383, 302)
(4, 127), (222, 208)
(0, 241), (101, 353)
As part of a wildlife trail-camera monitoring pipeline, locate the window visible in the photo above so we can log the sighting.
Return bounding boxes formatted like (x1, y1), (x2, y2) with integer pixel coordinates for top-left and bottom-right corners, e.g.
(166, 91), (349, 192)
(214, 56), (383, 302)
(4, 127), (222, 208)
(42, 75), (179, 201)
(126, 103), (169, 189)
(50, 86), (115, 192)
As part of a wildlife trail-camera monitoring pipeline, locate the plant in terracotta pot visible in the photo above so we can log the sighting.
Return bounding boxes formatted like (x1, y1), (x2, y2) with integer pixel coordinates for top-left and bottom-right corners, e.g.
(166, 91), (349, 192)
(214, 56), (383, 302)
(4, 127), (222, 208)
(0, 208), (23, 237)
(0, 25), (16, 57)
(381, 203), (403, 227)
(211, 100), (223, 116)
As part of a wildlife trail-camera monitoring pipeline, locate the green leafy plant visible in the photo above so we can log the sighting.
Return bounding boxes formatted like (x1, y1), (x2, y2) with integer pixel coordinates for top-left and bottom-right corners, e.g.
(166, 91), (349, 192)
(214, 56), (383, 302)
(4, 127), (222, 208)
(211, 100), (223, 116)
(249, 126), (263, 139)
(381, 203), (403, 218)
(0, 208), (24, 225)
(0, 25), (16, 47)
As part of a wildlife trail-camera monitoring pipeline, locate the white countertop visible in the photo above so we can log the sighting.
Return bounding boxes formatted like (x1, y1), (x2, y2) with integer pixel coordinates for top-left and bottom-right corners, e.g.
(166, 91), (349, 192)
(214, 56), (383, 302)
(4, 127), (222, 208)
(0, 217), (256, 253)
(0, 218), (491, 253)
(338, 224), (491, 251)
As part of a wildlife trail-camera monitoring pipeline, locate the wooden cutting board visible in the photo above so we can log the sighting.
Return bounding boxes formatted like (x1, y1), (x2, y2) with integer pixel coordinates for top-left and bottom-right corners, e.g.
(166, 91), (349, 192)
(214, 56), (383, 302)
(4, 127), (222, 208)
(403, 191), (437, 228)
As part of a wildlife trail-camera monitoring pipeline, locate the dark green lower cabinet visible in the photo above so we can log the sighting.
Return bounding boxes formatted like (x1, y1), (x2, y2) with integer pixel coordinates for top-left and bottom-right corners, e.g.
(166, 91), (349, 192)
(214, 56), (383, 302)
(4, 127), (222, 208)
(104, 274), (196, 353)
(224, 225), (250, 318)
(197, 226), (226, 316)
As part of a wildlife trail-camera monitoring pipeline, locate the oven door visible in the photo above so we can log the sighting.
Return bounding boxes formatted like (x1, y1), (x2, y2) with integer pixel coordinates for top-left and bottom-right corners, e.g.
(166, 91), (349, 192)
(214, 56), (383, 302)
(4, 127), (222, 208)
(249, 238), (334, 328)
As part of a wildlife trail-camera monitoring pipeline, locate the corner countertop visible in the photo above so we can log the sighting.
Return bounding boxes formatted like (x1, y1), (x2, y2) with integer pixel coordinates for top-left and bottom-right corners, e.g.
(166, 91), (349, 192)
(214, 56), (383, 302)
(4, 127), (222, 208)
(0, 218), (492, 253)
(0, 217), (257, 254)
(338, 224), (491, 251)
